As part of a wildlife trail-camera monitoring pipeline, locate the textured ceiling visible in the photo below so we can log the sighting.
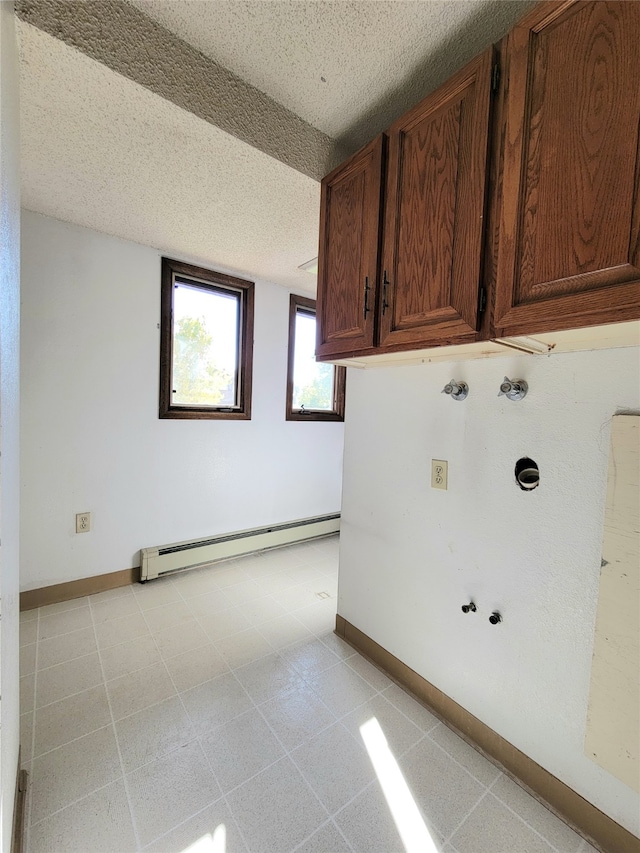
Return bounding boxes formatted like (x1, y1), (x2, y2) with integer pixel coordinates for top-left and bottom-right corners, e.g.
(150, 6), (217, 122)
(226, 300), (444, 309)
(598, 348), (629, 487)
(127, 0), (531, 150)
(17, 0), (533, 292)
(19, 23), (322, 293)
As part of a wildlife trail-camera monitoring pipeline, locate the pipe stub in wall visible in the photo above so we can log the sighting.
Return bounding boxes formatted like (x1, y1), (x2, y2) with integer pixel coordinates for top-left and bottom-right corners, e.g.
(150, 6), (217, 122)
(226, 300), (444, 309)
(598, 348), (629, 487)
(515, 457), (539, 491)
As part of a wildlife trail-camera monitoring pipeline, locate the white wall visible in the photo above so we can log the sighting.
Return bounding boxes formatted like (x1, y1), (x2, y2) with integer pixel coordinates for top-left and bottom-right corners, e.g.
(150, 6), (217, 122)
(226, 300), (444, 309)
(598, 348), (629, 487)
(20, 211), (344, 590)
(338, 346), (640, 835)
(0, 1), (21, 849)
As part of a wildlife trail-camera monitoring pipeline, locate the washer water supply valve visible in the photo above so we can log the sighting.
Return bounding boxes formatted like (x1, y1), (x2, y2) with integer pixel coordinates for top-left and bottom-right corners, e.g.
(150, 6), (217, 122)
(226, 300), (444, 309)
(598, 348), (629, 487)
(461, 602), (477, 613)
(442, 380), (468, 401)
(489, 611), (502, 625)
(498, 377), (528, 401)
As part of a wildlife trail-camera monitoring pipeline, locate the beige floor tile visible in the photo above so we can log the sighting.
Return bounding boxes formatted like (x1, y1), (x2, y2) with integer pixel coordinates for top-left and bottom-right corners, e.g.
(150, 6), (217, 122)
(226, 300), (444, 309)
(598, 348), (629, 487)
(272, 583), (321, 613)
(308, 661), (376, 718)
(292, 722), (375, 814)
(20, 608), (39, 623)
(20, 619), (38, 647)
(171, 568), (221, 599)
(334, 780), (443, 853)
(382, 683), (440, 733)
(36, 653), (103, 708)
(153, 618), (210, 659)
(451, 792), (556, 853)
(281, 637), (342, 679)
(428, 723), (501, 787)
(318, 632), (355, 660)
(100, 634), (162, 681)
(37, 627), (97, 670)
(259, 685), (337, 752)
(398, 736), (487, 838)
(223, 578), (265, 607)
(215, 627), (273, 669)
(28, 780), (137, 853)
(180, 672), (253, 737)
(127, 740), (220, 847)
(20, 644), (36, 677)
(34, 684), (111, 757)
(90, 593), (141, 624)
(294, 820), (352, 853)
(107, 661), (176, 720)
(95, 611), (151, 649)
(197, 606), (251, 642)
(142, 599), (194, 634)
(345, 654), (392, 691)
(38, 598), (89, 617)
(38, 607), (93, 641)
(143, 799), (248, 853)
(200, 707), (285, 793)
(133, 577), (182, 610)
(88, 585), (134, 604)
(257, 613), (315, 650)
(115, 695), (196, 773)
(235, 594), (288, 626)
(209, 563), (252, 589)
(234, 652), (303, 704)
(163, 643), (229, 692)
(226, 757), (328, 853)
(295, 599), (337, 636)
(21, 673), (35, 713)
(183, 587), (232, 618)
(341, 693), (424, 759)
(30, 725), (121, 824)
(491, 774), (584, 852)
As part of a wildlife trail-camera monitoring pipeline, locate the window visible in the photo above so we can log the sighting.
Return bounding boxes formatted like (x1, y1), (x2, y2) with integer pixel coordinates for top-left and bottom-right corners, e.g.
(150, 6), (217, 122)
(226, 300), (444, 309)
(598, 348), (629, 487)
(286, 294), (345, 421)
(159, 257), (254, 419)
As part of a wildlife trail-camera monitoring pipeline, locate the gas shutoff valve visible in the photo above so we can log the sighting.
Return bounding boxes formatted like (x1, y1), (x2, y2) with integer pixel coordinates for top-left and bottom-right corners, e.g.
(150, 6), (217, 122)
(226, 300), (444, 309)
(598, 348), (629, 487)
(442, 380), (468, 401)
(498, 376), (528, 401)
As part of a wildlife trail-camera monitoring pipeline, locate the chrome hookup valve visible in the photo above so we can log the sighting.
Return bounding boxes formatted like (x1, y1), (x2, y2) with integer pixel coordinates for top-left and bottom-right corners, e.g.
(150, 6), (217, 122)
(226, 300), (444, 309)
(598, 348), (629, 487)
(442, 380), (468, 401)
(498, 376), (528, 401)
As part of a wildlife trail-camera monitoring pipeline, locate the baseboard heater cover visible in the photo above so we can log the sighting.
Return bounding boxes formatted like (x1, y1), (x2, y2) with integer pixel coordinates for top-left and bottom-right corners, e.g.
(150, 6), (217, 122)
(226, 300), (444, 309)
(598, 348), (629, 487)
(139, 513), (340, 581)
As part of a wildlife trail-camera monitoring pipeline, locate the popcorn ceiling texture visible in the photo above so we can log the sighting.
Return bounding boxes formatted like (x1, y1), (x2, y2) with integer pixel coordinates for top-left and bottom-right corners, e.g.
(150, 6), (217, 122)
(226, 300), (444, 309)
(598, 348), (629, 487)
(19, 22), (322, 292)
(16, 0), (343, 182)
(127, 0), (534, 151)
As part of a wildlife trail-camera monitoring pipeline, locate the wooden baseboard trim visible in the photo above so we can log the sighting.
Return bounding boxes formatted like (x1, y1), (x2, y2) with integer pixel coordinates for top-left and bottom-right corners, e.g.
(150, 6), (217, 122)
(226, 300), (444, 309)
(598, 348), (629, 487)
(11, 751), (27, 853)
(335, 614), (638, 853)
(20, 567), (138, 611)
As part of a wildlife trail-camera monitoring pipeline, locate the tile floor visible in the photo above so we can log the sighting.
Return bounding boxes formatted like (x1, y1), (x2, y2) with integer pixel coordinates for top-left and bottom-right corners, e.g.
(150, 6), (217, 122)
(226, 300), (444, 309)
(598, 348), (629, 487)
(19, 535), (595, 853)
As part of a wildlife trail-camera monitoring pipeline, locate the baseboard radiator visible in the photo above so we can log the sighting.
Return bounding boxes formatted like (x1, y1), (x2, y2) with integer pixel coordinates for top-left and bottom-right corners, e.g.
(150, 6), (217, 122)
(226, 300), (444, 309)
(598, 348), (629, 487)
(139, 513), (340, 582)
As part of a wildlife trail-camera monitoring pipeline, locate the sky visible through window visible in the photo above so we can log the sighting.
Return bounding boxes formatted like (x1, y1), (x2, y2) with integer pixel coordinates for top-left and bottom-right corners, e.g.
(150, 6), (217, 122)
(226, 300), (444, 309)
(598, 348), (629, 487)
(173, 282), (239, 407)
(293, 310), (334, 411)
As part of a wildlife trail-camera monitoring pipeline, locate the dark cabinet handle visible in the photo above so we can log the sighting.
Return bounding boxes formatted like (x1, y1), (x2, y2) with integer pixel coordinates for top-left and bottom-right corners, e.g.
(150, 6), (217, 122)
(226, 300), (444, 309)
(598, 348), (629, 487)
(382, 271), (390, 315)
(363, 276), (371, 319)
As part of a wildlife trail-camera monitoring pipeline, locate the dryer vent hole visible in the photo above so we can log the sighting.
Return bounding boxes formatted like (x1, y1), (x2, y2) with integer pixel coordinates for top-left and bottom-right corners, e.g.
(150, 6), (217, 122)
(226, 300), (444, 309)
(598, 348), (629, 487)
(515, 457), (539, 491)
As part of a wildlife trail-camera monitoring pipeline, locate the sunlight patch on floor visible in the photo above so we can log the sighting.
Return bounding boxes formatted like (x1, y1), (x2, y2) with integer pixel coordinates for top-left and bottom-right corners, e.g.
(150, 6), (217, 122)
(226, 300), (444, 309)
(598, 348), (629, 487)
(182, 824), (226, 853)
(360, 717), (439, 853)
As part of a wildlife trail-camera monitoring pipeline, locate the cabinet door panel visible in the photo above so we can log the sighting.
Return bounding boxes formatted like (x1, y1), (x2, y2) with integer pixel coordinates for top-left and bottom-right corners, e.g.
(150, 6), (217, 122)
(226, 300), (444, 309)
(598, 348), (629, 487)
(379, 48), (494, 349)
(494, 0), (640, 336)
(316, 136), (384, 359)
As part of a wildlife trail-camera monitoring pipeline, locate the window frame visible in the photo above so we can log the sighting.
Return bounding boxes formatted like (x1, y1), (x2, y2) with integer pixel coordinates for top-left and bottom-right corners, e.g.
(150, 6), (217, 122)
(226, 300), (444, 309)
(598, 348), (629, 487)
(159, 257), (254, 420)
(286, 294), (346, 422)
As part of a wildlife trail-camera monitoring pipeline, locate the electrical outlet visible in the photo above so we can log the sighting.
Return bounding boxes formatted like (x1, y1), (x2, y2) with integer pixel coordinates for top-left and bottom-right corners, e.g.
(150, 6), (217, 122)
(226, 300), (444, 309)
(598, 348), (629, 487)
(76, 512), (91, 533)
(431, 460), (448, 490)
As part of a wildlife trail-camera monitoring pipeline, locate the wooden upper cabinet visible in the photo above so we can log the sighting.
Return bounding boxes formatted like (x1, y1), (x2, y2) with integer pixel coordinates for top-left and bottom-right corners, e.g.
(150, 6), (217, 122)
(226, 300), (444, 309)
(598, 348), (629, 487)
(378, 48), (494, 349)
(316, 136), (384, 359)
(493, 0), (640, 337)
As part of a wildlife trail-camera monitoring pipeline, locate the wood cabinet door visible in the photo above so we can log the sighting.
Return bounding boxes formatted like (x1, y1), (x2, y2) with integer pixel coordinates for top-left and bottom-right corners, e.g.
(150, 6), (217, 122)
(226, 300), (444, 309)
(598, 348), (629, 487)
(378, 49), (494, 350)
(316, 136), (384, 359)
(493, 1), (640, 337)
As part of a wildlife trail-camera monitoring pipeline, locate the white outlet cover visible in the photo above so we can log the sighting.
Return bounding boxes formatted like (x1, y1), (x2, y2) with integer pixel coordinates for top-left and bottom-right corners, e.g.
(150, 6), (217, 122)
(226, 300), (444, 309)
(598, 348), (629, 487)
(76, 512), (91, 533)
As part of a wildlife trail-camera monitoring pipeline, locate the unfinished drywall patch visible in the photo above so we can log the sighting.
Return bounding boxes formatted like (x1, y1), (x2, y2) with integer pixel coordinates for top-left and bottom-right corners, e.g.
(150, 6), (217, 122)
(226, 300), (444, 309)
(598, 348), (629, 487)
(585, 415), (639, 792)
